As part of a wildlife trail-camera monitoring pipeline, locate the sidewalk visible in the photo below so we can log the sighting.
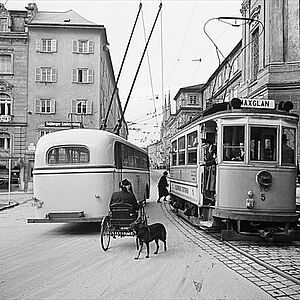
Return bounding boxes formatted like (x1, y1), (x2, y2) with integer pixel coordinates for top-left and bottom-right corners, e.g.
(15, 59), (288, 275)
(0, 191), (33, 211)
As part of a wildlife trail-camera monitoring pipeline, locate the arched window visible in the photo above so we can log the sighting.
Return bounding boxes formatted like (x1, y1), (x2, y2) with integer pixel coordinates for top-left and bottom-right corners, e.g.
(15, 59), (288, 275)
(0, 93), (11, 115)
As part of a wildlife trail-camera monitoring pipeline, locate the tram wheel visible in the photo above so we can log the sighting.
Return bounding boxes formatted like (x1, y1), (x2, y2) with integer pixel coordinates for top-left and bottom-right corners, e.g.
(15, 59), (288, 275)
(100, 216), (111, 251)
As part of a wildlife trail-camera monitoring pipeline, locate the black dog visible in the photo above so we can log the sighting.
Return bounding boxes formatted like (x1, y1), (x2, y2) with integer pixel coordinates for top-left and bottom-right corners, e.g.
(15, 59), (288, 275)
(129, 217), (167, 259)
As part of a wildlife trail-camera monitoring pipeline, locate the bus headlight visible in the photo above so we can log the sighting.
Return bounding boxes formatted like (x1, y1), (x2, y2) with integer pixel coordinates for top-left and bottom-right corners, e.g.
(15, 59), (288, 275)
(256, 170), (272, 188)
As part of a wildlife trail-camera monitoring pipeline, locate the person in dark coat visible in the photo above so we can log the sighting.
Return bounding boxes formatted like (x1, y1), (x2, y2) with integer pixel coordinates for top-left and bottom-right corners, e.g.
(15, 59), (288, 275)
(110, 179), (140, 211)
(157, 171), (169, 203)
(282, 134), (294, 164)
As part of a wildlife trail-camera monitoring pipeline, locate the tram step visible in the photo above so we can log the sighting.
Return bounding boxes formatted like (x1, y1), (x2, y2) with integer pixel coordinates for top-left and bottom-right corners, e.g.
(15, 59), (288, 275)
(47, 211), (85, 219)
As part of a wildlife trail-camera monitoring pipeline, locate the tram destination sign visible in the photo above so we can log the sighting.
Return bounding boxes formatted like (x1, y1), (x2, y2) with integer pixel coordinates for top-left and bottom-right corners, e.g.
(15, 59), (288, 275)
(240, 98), (275, 109)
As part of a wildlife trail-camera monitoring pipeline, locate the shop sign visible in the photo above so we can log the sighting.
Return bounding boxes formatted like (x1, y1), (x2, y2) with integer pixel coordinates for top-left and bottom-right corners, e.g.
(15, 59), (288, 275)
(45, 121), (81, 127)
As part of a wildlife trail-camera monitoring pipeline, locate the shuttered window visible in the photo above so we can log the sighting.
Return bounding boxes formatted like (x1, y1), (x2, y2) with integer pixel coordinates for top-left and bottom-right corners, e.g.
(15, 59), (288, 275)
(35, 99), (55, 114)
(72, 68), (94, 83)
(71, 99), (93, 115)
(36, 39), (57, 53)
(72, 40), (94, 54)
(35, 67), (57, 82)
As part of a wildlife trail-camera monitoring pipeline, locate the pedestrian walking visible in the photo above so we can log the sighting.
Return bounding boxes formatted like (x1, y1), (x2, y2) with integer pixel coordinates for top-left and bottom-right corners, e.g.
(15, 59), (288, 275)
(157, 171), (169, 203)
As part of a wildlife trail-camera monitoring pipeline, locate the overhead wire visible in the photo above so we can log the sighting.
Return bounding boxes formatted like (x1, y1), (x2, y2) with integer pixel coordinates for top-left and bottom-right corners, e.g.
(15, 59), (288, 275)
(114, 2), (162, 135)
(141, 7), (159, 128)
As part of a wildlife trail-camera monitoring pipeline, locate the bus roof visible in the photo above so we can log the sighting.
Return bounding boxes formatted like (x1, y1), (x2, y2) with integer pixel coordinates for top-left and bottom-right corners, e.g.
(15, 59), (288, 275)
(34, 129), (146, 167)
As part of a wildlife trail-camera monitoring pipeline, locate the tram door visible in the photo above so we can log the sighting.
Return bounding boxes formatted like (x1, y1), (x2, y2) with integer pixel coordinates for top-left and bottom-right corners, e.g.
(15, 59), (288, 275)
(201, 121), (217, 206)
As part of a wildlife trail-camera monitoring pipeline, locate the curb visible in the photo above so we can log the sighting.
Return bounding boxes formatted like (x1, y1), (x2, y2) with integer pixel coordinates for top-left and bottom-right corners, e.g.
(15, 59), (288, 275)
(0, 202), (19, 211)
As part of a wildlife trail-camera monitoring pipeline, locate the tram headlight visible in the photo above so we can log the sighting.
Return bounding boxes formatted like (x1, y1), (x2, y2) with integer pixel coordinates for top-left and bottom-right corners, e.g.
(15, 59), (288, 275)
(256, 170), (272, 188)
(246, 190), (254, 209)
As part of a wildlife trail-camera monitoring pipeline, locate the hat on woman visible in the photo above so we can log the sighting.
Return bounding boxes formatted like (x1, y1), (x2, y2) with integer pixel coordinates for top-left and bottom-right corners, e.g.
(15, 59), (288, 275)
(120, 179), (131, 187)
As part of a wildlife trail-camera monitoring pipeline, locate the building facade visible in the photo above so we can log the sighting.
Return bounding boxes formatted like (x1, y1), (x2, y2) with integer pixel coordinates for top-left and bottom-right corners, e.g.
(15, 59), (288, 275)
(0, 4), (28, 191)
(158, 0), (300, 165)
(0, 3), (126, 191)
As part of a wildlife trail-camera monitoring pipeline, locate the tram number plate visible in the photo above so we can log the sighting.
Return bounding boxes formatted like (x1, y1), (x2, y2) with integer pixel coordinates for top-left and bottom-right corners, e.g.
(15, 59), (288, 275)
(261, 193), (266, 201)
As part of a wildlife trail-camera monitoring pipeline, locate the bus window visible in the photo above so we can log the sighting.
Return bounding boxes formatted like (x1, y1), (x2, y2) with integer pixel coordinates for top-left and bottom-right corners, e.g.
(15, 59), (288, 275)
(223, 126), (245, 161)
(47, 146), (89, 164)
(114, 142), (122, 168)
(118, 143), (149, 170)
(282, 128), (295, 165)
(187, 131), (198, 164)
(171, 141), (177, 166)
(250, 127), (277, 161)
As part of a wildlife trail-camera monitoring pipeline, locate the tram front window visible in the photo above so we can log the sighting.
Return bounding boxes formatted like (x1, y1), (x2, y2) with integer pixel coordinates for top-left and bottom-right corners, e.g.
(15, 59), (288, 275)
(250, 127), (277, 162)
(223, 126), (245, 161)
(282, 127), (295, 165)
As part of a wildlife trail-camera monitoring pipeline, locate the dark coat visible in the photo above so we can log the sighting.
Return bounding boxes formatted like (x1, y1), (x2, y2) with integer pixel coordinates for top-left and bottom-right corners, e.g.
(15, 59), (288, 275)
(110, 190), (140, 211)
(158, 175), (169, 198)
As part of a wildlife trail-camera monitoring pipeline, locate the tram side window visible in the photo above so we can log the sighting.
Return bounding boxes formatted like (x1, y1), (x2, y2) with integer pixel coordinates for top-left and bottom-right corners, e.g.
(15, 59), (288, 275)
(171, 141), (177, 166)
(47, 146), (89, 164)
(187, 131), (198, 164)
(250, 127), (277, 161)
(223, 126), (245, 161)
(178, 136), (186, 165)
(282, 128), (295, 165)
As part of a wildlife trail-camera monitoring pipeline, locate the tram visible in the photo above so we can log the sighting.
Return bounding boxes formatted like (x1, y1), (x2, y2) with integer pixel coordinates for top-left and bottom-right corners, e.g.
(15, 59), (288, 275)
(169, 98), (299, 240)
(28, 129), (150, 223)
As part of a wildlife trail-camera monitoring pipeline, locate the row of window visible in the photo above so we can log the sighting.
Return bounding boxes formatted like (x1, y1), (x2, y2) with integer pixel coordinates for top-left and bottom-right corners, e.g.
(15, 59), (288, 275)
(36, 39), (95, 54)
(35, 99), (93, 115)
(171, 126), (296, 166)
(35, 67), (94, 83)
(0, 94), (93, 116)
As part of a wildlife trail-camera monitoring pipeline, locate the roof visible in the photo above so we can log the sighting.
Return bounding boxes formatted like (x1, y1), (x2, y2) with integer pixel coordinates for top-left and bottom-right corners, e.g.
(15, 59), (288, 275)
(174, 84), (205, 100)
(28, 10), (100, 27)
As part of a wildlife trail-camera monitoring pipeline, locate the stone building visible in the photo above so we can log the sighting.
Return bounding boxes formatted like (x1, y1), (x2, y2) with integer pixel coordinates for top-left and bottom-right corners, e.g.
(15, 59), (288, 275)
(0, 3), (126, 191)
(0, 4), (28, 191)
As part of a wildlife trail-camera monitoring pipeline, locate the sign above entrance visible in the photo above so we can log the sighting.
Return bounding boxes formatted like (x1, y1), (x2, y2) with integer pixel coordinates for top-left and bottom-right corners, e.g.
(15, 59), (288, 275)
(240, 98), (275, 109)
(45, 121), (82, 128)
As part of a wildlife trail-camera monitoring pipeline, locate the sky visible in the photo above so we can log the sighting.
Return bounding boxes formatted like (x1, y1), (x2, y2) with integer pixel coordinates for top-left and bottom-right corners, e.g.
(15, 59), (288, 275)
(4, 0), (242, 148)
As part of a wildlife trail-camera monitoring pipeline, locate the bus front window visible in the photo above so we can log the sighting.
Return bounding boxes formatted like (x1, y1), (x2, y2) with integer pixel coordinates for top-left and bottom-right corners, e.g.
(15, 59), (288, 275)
(250, 127), (277, 161)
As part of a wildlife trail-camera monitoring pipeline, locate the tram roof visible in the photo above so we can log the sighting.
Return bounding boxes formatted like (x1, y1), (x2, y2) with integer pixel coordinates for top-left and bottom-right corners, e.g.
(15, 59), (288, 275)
(174, 100), (299, 136)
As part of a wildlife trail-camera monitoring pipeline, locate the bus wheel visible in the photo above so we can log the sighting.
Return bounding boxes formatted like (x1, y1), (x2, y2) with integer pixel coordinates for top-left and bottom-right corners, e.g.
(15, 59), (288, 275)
(100, 216), (111, 251)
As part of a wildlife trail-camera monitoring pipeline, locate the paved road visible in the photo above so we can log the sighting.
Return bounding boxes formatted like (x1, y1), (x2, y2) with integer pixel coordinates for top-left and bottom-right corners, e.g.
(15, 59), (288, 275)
(0, 170), (271, 299)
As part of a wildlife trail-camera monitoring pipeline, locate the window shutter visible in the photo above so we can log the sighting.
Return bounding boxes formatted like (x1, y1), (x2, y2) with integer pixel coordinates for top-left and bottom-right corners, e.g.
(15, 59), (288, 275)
(88, 69), (94, 83)
(50, 99), (56, 114)
(35, 99), (41, 113)
(51, 39), (57, 52)
(87, 102), (93, 115)
(72, 40), (78, 53)
(88, 41), (94, 54)
(35, 39), (41, 52)
(35, 67), (41, 82)
(72, 69), (77, 82)
(51, 68), (57, 82)
(71, 100), (77, 113)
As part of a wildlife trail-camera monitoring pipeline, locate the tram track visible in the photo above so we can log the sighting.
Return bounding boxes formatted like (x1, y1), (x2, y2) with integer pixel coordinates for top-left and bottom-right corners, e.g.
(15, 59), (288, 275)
(161, 202), (300, 299)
